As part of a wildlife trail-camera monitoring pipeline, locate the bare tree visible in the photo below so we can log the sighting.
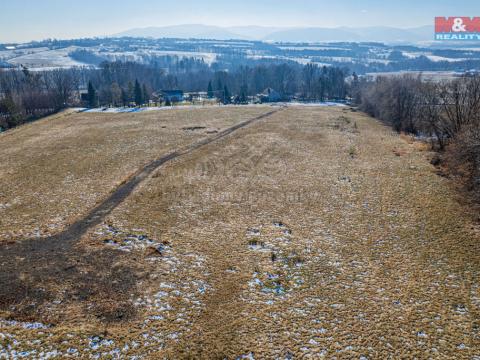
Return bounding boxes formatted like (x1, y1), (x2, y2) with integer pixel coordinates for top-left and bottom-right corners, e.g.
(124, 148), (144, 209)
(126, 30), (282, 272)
(47, 69), (75, 110)
(438, 75), (480, 138)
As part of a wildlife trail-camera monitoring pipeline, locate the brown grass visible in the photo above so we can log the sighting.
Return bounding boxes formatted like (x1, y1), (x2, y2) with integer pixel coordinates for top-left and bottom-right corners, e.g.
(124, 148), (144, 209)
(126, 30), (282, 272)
(1, 106), (479, 359)
(0, 107), (272, 241)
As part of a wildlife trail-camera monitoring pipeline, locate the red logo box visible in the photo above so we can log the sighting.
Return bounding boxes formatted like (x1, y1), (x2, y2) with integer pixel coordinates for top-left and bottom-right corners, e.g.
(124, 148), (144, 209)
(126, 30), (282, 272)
(435, 17), (480, 33)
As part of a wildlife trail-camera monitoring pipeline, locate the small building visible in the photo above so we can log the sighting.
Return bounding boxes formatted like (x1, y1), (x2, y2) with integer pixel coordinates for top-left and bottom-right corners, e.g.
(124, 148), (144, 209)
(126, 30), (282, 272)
(80, 91), (89, 102)
(259, 88), (282, 103)
(162, 90), (184, 103)
(185, 91), (208, 102)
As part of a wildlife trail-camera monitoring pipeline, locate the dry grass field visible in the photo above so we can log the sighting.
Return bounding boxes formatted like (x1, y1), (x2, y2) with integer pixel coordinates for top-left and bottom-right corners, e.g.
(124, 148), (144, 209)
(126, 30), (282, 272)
(1, 106), (479, 359)
(0, 107), (271, 241)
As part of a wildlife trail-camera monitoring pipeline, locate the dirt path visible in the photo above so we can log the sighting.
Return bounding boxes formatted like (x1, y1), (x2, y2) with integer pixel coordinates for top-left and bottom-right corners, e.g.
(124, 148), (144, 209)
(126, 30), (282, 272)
(0, 108), (281, 321)
(0, 106), (273, 241)
(1, 106), (479, 359)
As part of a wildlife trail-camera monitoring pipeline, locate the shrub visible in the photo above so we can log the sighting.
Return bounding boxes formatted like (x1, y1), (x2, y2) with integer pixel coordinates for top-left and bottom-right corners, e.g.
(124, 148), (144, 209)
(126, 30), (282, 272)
(446, 124), (480, 197)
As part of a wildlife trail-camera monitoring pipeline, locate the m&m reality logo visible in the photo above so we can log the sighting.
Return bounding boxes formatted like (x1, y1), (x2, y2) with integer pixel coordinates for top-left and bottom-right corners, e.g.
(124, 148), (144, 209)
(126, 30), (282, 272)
(435, 17), (480, 40)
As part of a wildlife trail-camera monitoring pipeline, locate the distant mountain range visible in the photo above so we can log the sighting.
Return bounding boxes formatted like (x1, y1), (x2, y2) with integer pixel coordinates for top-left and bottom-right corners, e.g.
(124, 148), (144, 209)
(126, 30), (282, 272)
(115, 24), (434, 43)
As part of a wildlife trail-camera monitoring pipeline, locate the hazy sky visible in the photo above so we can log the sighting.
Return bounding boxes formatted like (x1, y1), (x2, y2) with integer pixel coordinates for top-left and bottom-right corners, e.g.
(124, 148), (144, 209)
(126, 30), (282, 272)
(2, 0), (479, 43)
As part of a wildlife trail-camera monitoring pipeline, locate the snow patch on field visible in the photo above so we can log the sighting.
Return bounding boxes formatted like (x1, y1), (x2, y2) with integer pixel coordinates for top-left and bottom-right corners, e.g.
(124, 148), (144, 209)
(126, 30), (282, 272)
(7, 46), (86, 70)
(80, 102), (345, 114)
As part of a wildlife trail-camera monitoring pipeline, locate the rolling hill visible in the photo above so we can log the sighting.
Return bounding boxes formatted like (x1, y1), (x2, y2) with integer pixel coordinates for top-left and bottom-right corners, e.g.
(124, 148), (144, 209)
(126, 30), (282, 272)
(116, 24), (433, 43)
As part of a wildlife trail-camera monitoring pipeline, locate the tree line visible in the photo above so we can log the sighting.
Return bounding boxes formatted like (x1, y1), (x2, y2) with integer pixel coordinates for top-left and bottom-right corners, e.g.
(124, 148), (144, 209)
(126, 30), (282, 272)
(354, 74), (480, 199)
(0, 58), (349, 131)
(0, 66), (83, 129)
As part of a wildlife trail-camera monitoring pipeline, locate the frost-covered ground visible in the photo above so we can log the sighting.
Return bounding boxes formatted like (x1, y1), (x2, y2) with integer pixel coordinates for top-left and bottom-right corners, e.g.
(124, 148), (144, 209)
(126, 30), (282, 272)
(6, 46), (85, 70)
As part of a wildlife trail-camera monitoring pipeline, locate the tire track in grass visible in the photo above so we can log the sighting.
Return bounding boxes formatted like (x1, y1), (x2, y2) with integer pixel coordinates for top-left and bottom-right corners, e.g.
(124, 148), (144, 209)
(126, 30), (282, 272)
(0, 107), (282, 320)
(14, 107), (282, 249)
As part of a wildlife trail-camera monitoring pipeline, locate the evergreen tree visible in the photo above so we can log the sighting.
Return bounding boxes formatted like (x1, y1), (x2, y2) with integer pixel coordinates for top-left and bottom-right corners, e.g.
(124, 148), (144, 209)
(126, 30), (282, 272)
(142, 84), (149, 103)
(121, 88), (128, 107)
(87, 81), (97, 108)
(207, 81), (214, 99)
(216, 79), (223, 94)
(239, 84), (248, 104)
(0, 95), (21, 128)
(223, 85), (231, 105)
(134, 79), (143, 106)
(21, 65), (30, 79)
(127, 81), (134, 105)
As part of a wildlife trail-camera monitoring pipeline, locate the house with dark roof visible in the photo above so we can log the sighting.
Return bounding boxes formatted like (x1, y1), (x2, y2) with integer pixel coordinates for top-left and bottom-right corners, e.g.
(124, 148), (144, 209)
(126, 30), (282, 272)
(161, 90), (184, 103)
(259, 88), (282, 103)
